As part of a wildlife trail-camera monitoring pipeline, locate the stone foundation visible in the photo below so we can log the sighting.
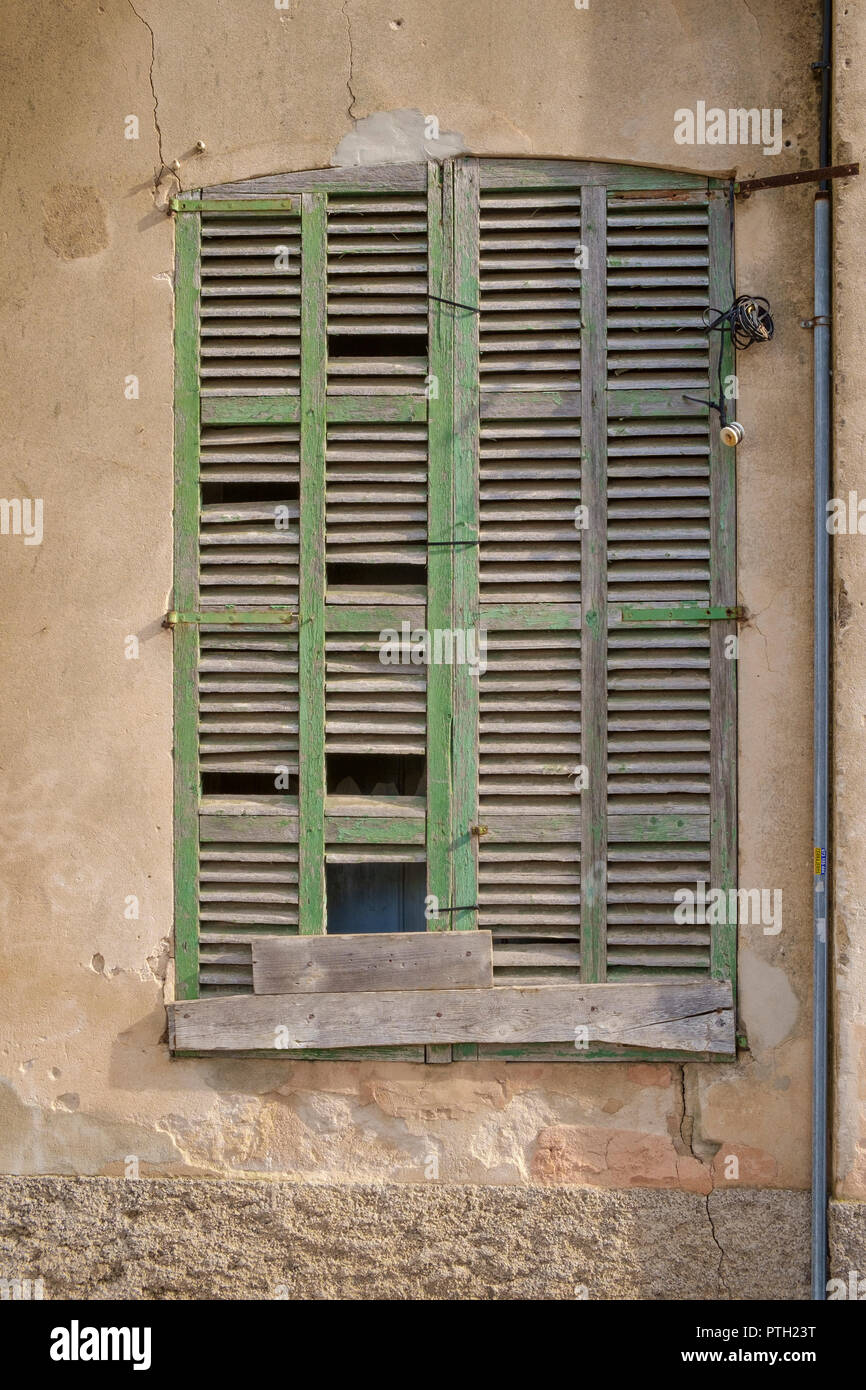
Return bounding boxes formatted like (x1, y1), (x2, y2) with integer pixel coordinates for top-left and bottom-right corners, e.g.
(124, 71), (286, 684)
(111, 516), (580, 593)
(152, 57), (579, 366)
(0, 1178), (831, 1300)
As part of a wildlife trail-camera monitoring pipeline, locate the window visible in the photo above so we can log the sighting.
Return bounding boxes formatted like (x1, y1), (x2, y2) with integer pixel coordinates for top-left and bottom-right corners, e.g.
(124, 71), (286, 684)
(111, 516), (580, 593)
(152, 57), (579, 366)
(168, 159), (737, 1061)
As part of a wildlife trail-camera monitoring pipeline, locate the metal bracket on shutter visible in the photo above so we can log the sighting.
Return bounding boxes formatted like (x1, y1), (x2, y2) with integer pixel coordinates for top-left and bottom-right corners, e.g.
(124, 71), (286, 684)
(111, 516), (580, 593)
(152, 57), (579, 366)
(164, 609), (298, 627)
(734, 163), (858, 197)
(169, 197), (302, 214)
(617, 604), (743, 623)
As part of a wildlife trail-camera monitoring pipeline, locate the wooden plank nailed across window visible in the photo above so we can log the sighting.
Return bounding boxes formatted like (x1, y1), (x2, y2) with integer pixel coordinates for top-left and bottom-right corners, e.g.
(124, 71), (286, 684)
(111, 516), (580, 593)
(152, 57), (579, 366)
(252, 930), (493, 994)
(170, 979), (735, 1053)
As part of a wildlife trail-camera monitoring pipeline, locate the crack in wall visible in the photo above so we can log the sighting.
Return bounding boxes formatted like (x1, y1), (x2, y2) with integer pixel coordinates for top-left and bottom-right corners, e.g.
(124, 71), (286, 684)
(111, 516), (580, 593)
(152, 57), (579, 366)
(342, 0), (359, 121)
(678, 1064), (695, 1157)
(126, 0), (178, 197)
(706, 1194), (730, 1297)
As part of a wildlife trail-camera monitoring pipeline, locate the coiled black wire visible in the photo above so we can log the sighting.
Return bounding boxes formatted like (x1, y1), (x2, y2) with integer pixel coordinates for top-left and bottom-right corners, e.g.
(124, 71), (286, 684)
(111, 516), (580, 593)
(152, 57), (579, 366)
(704, 295), (775, 349)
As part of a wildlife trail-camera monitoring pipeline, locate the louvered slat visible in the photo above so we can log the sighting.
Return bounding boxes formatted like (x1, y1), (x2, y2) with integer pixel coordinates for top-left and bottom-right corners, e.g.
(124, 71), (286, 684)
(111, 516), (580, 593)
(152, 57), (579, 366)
(199, 500), (299, 606)
(607, 197), (710, 390)
(325, 633), (426, 756)
(199, 626), (299, 775)
(326, 419), (427, 566)
(479, 412), (581, 602)
(607, 840), (711, 977)
(200, 213), (301, 395)
(199, 424), (300, 485)
(327, 193), (428, 393)
(198, 829), (299, 993)
(480, 838), (581, 984)
(607, 414), (710, 604)
(478, 625), (581, 981)
(604, 190), (723, 985)
(479, 188), (581, 391)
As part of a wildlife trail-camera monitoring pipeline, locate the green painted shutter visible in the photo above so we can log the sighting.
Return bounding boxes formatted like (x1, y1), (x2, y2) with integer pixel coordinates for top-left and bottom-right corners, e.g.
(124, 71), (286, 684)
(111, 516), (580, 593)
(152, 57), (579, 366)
(173, 169), (449, 1060)
(173, 193), (306, 1002)
(445, 163), (736, 1059)
(605, 188), (736, 990)
(173, 162), (735, 1059)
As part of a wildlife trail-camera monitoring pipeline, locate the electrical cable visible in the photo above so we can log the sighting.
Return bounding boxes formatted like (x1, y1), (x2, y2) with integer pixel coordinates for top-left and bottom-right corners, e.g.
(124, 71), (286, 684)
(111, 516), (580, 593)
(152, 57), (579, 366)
(703, 294), (775, 349)
(691, 292), (775, 432)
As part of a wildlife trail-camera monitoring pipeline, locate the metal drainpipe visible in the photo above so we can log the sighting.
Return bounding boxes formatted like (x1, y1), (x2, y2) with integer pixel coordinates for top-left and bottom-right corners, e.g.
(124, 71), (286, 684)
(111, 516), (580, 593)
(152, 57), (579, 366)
(811, 0), (832, 1302)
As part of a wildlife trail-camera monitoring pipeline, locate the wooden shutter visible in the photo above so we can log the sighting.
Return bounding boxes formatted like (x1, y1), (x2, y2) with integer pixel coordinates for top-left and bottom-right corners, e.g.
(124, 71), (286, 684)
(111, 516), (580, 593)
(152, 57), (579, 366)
(172, 169), (445, 1060)
(450, 161), (736, 1059)
(172, 162), (736, 1060)
(605, 188), (736, 994)
(476, 174), (583, 1002)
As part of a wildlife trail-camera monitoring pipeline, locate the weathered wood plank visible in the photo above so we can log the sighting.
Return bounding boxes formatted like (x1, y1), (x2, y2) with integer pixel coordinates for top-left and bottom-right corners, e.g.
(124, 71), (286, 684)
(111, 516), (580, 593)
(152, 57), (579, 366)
(607, 813), (709, 842)
(607, 389), (707, 420)
(477, 160), (708, 191)
(325, 815), (426, 846)
(298, 192), (327, 935)
(252, 930), (493, 995)
(204, 165), (427, 196)
(170, 979), (735, 1052)
(480, 389), (581, 418)
(173, 197), (302, 213)
(175, 1046), (427, 1061)
(325, 395), (428, 423)
(326, 794), (425, 818)
(480, 602), (581, 631)
(173, 205), (201, 1001)
(201, 396), (301, 425)
(325, 603), (426, 632)
(579, 184), (608, 983)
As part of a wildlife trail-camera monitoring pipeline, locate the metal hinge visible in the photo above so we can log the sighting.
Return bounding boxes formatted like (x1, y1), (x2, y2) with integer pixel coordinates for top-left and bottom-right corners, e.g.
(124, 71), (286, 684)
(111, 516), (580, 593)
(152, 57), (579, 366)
(619, 604), (744, 623)
(164, 609), (298, 627)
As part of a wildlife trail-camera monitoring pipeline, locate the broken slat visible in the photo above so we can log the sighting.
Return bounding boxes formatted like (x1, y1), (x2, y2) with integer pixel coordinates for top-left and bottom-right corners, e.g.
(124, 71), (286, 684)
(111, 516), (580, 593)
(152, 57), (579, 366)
(251, 930), (493, 995)
(170, 979), (735, 1053)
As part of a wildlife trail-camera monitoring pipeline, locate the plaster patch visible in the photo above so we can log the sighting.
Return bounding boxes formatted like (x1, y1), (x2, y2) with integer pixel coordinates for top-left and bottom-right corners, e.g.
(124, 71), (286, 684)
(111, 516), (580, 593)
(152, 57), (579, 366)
(43, 184), (109, 259)
(332, 108), (466, 167)
(738, 950), (800, 1051)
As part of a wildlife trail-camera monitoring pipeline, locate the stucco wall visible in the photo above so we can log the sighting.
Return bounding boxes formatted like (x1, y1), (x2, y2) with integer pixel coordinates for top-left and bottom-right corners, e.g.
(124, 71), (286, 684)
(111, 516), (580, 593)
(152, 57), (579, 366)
(0, 0), (848, 1236)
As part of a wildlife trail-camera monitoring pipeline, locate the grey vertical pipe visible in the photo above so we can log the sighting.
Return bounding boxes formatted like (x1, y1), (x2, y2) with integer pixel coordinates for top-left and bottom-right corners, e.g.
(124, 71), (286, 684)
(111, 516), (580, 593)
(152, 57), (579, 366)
(811, 0), (832, 1303)
(811, 190), (834, 1295)
(811, 188), (831, 1302)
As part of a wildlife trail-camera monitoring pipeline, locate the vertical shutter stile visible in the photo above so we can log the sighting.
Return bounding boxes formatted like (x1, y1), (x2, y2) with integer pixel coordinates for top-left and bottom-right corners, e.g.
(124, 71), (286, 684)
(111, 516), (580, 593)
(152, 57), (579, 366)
(426, 161), (455, 1062)
(451, 158), (481, 1060)
(579, 186), (608, 984)
(708, 186), (738, 987)
(298, 192), (328, 936)
(173, 202), (201, 1001)
(426, 161), (453, 932)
